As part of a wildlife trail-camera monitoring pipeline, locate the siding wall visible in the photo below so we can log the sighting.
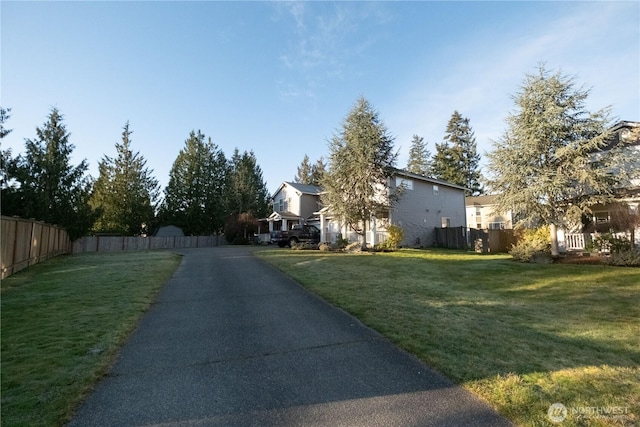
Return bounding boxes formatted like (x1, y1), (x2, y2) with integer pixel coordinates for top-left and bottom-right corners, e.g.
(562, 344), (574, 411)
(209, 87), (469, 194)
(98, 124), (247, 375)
(391, 178), (466, 246)
(299, 194), (320, 220)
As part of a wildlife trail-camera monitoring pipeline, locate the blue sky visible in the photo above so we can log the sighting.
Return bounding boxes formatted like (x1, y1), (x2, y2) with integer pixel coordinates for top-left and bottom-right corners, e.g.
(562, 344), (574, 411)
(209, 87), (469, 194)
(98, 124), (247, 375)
(2, 1), (639, 195)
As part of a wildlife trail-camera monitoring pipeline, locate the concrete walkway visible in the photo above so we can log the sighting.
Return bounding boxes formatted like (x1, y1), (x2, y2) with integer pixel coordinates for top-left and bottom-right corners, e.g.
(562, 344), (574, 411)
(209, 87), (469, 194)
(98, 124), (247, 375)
(69, 247), (512, 426)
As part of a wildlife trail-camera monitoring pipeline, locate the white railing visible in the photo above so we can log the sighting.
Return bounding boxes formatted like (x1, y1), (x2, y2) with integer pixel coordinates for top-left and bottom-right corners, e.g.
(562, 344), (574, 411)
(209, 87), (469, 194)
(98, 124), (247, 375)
(565, 233), (587, 250)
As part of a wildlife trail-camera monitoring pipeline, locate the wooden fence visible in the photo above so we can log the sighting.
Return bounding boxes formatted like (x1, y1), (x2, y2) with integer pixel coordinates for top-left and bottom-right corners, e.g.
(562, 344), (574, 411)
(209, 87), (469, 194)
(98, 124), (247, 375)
(434, 226), (468, 250)
(1, 216), (72, 279)
(469, 228), (518, 253)
(72, 235), (225, 254)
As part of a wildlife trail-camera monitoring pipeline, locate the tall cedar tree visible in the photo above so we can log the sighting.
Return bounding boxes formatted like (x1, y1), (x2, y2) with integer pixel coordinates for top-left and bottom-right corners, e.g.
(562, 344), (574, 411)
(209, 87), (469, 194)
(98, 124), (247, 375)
(321, 97), (399, 248)
(0, 107), (20, 214)
(295, 154), (326, 186)
(226, 148), (270, 218)
(160, 130), (228, 235)
(90, 122), (159, 235)
(487, 65), (618, 255)
(432, 111), (483, 195)
(294, 154), (313, 184)
(7, 108), (95, 239)
(311, 157), (327, 186)
(406, 134), (432, 176)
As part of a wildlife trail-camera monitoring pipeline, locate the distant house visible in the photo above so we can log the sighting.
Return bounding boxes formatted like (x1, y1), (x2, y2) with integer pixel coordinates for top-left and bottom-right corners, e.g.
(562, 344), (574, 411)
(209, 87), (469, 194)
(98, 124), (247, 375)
(266, 170), (467, 247)
(266, 182), (323, 233)
(561, 120), (640, 250)
(465, 195), (514, 230)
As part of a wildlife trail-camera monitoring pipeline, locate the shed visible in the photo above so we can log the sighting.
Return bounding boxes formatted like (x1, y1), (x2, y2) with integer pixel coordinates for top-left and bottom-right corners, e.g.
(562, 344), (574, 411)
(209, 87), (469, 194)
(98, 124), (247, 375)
(153, 225), (185, 237)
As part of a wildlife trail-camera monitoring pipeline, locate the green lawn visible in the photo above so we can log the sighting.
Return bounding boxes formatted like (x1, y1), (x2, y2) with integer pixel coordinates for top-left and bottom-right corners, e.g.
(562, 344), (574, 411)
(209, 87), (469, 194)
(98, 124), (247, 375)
(1, 251), (182, 427)
(257, 248), (640, 427)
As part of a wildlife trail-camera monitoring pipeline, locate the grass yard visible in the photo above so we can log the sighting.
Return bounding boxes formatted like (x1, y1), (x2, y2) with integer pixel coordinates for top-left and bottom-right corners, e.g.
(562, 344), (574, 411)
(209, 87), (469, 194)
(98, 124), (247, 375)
(257, 248), (640, 427)
(1, 250), (182, 427)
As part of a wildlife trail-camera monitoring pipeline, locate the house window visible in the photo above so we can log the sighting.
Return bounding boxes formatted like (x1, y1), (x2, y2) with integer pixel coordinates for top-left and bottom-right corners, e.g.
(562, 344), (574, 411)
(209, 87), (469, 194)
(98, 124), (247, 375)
(396, 177), (413, 190)
(441, 217), (450, 228)
(433, 185), (439, 195)
(278, 199), (284, 212)
(489, 222), (505, 230)
(475, 207), (481, 217)
(593, 211), (609, 223)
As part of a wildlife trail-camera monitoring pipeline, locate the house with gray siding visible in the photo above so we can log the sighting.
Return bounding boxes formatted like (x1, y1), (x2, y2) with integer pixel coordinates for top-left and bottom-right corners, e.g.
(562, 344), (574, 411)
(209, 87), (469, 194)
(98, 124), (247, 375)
(386, 170), (467, 246)
(266, 182), (323, 233)
(267, 170), (467, 247)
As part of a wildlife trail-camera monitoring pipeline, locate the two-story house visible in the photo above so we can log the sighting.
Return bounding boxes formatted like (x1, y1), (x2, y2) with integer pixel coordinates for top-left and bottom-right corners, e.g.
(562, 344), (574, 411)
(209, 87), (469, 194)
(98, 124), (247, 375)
(267, 170), (467, 247)
(465, 195), (514, 230)
(266, 182), (323, 233)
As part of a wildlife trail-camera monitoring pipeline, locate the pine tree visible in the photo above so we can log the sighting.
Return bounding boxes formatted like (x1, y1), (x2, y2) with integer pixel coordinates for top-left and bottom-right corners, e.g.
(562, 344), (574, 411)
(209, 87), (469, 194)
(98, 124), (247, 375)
(294, 154), (313, 184)
(487, 65), (618, 255)
(321, 96), (399, 248)
(310, 157), (326, 186)
(431, 141), (456, 183)
(406, 134), (431, 176)
(9, 108), (95, 239)
(160, 130), (228, 235)
(295, 154), (326, 186)
(433, 111), (483, 195)
(226, 148), (270, 218)
(0, 107), (20, 216)
(90, 122), (159, 235)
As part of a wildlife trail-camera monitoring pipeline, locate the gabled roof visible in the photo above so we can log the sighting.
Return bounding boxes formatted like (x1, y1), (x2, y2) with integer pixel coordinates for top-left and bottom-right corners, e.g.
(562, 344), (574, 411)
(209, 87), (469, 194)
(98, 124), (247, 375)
(267, 211), (301, 221)
(600, 120), (640, 151)
(392, 169), (467, 192)
(271, 181), (323, 199)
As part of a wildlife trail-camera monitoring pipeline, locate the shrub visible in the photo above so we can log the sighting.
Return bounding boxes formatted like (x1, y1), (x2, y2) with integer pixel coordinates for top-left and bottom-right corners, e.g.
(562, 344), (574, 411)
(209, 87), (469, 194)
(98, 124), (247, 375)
(382, 225), (404, 251)
(591, 232), (633, 254)
(605, 249), (640, 267)
(334, 234), (349, 249)
(225, 212), (258, 244)
(510, 226), (551, 263)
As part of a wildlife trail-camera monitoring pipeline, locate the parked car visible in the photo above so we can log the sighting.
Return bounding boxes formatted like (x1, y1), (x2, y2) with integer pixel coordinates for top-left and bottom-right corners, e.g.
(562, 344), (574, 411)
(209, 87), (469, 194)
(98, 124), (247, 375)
(270, 224), (320, 247)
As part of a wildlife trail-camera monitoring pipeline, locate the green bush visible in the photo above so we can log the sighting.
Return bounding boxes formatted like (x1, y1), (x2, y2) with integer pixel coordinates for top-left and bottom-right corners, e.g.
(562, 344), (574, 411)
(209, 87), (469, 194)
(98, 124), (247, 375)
(591, 232), (633, 254)
(335, 234), (349, 249)
(383, 225), (404, 251)
(510, 226), (551, 263)
(605, 248), (640, 267)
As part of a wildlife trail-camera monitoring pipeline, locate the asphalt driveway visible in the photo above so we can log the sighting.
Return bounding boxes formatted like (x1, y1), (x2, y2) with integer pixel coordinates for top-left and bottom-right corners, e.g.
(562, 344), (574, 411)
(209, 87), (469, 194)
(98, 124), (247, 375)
(68, 247), (512, 426)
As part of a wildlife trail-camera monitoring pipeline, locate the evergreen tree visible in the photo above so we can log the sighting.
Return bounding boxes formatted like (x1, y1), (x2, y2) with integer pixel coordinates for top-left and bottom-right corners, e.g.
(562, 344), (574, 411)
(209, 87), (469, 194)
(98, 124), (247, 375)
(90, 122), (160, 235)
(310, 157), (326, 186)
(431, 141), (456, 183)
(406, 134), (431, 176)
(321, 96), (399, 248)
(487, 65), (618, 255)
(0, 107), (19, 214)
(295, 154), (326, 186)
(294, 154), (313, 184)
(160, 130), (228, 235)
(226, 148), (269, 218)
(432, 111), (483, 195)
(8, 108), (95, 239)
(0, 107), (11, 139)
